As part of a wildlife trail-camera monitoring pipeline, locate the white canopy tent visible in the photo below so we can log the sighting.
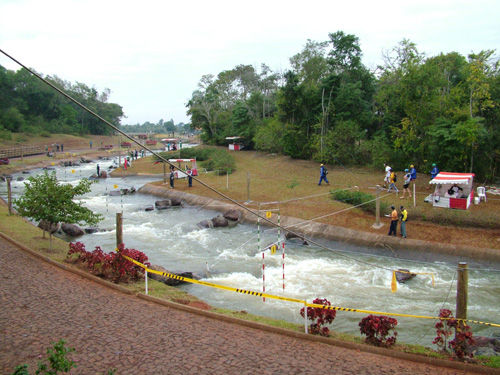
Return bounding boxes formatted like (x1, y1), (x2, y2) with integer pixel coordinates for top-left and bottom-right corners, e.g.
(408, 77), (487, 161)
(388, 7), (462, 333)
(429, 172), (475, 210)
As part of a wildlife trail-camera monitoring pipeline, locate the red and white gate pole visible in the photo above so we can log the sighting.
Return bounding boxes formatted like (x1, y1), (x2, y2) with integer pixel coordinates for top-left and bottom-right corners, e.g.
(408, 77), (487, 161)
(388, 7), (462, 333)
(262, 252), (266, 302)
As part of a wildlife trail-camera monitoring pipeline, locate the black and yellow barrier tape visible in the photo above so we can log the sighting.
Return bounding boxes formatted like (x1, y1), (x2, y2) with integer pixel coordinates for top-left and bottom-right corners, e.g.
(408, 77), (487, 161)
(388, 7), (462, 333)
(117, 251), (500, 328)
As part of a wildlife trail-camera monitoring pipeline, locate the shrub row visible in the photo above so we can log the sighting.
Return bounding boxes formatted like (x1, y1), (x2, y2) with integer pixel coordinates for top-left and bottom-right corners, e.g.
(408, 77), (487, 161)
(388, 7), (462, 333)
(67, 242), (150, 283)
(302, 298), (475, 359)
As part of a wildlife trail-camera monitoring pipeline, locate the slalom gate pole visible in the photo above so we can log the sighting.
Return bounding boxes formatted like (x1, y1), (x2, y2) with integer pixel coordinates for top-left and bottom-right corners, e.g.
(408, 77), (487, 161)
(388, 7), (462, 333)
(262, 252), (266, 302)
(145, 270), (148, 295)
(282, 242), (285, 291)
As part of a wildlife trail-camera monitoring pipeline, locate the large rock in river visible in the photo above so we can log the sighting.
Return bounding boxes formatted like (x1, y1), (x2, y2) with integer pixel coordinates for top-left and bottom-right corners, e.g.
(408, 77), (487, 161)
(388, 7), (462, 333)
(38, 220), (59, 234)
(155, 199), (171, 210)
(212, 215), (229, 228)
(147, 264), (194, 286)
(223, 209), (242, 222)
(61, 223), (85, 237)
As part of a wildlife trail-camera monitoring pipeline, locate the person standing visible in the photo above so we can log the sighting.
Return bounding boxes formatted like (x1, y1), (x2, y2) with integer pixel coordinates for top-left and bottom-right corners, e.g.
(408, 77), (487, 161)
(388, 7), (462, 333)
(400, 206), (408, 238)
(388, 205), (398, 236)
(169, 169), (175, 188)
(430, 163), (439, 180)
(186, 167), (193, 187)
(61, 144), (64, 152)
(387, 168), (398, 193)
(318, 164), (329, 186)
(89, 140), (93, 149)
(400, 169), (412, 198)
(410, 164), (417, 182)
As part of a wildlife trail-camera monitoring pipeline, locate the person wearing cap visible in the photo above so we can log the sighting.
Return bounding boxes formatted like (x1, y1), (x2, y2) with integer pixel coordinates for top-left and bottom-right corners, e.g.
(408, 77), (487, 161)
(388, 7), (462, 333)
(430, 163), (439, 179)
(388, 205), (398, 236)
(384, 164), (391, 188)
(318, 163), (329, 186)
(400, 206), (408, 238)
(410, 164), (417, 181)
(400, 169), (412, 198)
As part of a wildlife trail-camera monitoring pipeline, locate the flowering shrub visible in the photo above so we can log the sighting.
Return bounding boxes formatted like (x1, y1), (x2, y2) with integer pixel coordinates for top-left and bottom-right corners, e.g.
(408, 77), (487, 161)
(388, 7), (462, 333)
(68, 242), (150, 283)
(299, 298), (337, 336)
(359, 315), (398, 347)
(433, 309), (475, 359)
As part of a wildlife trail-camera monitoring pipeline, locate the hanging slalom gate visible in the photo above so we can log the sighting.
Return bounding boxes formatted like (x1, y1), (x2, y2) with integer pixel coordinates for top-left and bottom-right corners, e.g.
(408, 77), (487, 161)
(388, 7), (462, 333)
(256, 206), (285, 302)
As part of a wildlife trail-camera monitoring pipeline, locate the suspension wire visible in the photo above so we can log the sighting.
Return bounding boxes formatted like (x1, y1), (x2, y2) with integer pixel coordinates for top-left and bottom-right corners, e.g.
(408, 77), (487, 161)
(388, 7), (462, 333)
(2, 49), (494, 276)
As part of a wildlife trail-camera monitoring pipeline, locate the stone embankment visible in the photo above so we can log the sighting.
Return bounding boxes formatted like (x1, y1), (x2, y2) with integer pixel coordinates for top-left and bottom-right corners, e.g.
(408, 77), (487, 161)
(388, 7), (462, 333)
(139, 183), (500, 263)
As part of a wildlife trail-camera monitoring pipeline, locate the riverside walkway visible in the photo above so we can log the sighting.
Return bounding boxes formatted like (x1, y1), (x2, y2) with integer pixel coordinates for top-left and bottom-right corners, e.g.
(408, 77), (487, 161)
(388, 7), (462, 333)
(0, 236), (485, 374)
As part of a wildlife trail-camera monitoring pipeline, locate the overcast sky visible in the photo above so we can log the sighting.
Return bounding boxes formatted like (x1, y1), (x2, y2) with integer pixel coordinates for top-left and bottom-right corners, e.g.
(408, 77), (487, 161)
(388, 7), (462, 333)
(0, 0), (499, 125)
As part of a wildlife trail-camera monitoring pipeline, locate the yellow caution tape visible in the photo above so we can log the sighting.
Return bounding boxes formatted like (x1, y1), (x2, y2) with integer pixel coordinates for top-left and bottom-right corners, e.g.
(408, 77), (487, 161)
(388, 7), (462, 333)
(116, 250), (500, 328)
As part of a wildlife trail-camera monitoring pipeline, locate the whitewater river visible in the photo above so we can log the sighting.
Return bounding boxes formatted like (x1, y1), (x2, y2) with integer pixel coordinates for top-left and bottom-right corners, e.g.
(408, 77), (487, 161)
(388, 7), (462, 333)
(1, 157), (499, 346)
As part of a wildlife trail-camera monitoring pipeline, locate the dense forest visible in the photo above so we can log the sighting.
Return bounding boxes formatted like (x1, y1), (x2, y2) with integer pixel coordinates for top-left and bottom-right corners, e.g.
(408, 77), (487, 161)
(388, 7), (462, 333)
(187, 31), (500, 181)
(0, 65), (124, 136)
(1, 30), (498, 181)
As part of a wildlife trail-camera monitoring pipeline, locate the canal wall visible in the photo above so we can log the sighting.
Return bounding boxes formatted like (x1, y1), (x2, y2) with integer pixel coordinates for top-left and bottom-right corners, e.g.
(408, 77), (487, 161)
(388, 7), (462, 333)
(139, 183), (500, 263)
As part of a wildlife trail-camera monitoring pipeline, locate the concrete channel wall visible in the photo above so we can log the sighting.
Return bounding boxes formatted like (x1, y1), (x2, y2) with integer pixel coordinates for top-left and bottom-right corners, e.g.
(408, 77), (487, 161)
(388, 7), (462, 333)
(139, 183), (500, 263)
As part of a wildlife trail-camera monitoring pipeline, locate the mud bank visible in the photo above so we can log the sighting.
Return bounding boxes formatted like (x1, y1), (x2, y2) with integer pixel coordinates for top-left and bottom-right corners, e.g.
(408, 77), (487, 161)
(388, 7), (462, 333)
(139, 183), (500, 263)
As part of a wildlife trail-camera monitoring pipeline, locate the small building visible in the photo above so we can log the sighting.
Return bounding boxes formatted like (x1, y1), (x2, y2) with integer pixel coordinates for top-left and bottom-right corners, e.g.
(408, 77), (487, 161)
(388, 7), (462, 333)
(226, 136), (244, 151)
(429, 172), (475, 210)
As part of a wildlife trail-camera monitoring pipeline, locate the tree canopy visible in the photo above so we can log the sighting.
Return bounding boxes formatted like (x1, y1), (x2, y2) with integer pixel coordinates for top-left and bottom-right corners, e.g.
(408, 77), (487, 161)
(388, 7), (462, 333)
(14, 171), (102, 229)
(186, 32), (499, 181)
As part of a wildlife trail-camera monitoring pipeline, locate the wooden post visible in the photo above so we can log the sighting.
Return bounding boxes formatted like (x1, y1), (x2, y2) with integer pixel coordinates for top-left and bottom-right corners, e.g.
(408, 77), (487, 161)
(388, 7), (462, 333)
(456, 262), (468, 335)
(7, 176), (13, 215)
(116, 212), (123, 249)
(372, 186), (383, 229)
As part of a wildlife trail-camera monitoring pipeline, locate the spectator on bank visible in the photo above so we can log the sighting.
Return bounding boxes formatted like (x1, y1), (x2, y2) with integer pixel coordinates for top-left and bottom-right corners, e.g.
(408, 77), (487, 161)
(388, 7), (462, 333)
(388, 205), (398, 236)
(387, 168), (398, 193)
(400, 169), (412, 198)
(400, 206), (408, 238)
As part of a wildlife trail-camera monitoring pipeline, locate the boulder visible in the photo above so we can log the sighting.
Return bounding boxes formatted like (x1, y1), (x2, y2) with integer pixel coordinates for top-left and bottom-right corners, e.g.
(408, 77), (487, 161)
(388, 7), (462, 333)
(16, 176), (24, 181)
(223, 209), (242, 222)
(144, 205), (154, 212)
(109, 190), (121, 196)
(170, 197), (182, 206)
(38, 220), (59, 234)
(155, 199), (171, 210)
(22, 171), (30, 174)
(285, 231), (309, 245)
(147, 264), (194, 286)
(61, 223), (85, 237)
(395, 269), (416, 283)
(99, 171), (107, 178)
(197, 219), (214, 229)
(84, 227), (100, 234)
(212, 215), (229, 228)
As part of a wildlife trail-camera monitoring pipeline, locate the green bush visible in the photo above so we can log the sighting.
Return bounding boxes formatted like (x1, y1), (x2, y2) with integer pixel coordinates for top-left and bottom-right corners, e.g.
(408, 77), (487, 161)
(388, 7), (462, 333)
(199, 149), (235, 175)
(330, 189), (388, 214)
(179, 147), (215, 161)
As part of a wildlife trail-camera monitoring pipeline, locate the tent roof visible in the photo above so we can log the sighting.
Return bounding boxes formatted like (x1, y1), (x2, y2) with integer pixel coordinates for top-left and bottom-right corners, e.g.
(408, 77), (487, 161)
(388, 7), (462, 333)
(429, 172), (475, 185)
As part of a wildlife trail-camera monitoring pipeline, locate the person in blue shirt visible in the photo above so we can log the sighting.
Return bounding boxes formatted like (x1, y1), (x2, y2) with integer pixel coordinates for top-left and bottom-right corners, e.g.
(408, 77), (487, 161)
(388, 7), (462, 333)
(318, 164), (329, 185)
(410, 165), (417, 181)
(430, 163), (439, 179)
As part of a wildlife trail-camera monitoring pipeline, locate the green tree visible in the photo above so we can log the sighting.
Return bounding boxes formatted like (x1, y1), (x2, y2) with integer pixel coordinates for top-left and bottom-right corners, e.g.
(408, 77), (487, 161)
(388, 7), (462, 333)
(14, 172), (102, 250)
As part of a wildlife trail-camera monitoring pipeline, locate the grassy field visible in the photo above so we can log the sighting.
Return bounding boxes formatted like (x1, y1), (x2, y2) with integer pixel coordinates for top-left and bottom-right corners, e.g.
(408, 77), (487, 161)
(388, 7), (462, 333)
(117, 146), (500, 250)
